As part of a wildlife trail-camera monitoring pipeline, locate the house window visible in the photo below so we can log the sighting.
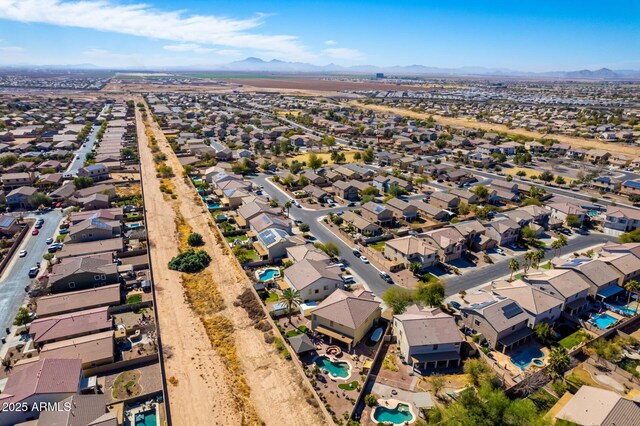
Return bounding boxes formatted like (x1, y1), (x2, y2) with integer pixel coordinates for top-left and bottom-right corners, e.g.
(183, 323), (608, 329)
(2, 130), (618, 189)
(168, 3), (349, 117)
(315, 289), (319, 294)
(323, 285), (328, 290)
(463, 312), (468, 318)
(474, 319), (480, 326)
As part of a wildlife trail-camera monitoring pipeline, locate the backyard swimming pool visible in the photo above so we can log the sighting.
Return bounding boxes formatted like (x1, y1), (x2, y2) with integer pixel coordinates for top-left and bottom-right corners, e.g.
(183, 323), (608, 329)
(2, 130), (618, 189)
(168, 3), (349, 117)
(134, 409), (156, 426)
(258, 268), (280, 282)
(590, 313), (618, 329)
(315, 355), (351, 379)
(510, 347), (545, 370)
(372, 403), (415, 425)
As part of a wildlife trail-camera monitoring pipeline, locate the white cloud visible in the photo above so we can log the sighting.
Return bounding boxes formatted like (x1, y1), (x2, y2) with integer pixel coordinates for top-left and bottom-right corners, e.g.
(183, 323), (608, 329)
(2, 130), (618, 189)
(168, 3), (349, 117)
(324, 40), (337, 45)
(322, 47), (364, 61)
(217, 49), (243, 57)
(163, 43), (214, 53)
(0, 0), (312, 60)
(0, 46), (24, 52)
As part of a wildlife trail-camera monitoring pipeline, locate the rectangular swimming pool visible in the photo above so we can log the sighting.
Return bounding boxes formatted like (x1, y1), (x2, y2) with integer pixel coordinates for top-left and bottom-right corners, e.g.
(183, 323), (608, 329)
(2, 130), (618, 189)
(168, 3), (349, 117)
(590, 313), (617, 329)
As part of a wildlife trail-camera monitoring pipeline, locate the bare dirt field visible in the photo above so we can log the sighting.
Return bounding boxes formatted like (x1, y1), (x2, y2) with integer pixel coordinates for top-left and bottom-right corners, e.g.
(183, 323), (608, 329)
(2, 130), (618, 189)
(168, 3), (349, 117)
(353, 101), (640, 157)
(136, 100), (326, 426)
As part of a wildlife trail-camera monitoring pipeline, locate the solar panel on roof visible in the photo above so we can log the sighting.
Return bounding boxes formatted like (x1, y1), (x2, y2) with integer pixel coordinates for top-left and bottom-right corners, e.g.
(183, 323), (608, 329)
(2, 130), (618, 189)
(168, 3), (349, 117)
(502, 303), (523, 319)
(560, 258), (590, 268)
(0, 216), (14, 228)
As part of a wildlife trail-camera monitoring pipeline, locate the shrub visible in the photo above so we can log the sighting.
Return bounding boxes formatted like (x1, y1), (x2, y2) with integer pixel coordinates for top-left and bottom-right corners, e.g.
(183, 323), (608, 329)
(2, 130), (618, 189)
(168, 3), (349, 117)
(187, 232), (204, 247)
(168, 249), (211, 273)
(364, 394), (378, 407)
(13, 307), (31, 326)
(552, 380), (568, 396)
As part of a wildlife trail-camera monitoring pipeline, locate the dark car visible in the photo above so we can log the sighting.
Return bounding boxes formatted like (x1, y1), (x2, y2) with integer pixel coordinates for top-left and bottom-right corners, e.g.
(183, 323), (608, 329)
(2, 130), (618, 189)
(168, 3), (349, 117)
(28, 267), (39, 278)
(379, 272), (394, 284)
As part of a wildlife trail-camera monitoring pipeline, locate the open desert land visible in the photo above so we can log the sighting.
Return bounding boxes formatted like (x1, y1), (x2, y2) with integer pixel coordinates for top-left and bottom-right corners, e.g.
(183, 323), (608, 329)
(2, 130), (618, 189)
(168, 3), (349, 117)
(136, 99), (326, 426)
(352, 101), (640, 157)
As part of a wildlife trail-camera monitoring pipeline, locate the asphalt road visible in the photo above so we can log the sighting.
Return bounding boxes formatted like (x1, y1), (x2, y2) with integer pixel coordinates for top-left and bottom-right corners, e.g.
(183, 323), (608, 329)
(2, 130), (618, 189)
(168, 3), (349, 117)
(444, 231), (618, 296)
(65, 103), (109, 176)
(249, 174), (393, 297)
(0, 210), (63, 335)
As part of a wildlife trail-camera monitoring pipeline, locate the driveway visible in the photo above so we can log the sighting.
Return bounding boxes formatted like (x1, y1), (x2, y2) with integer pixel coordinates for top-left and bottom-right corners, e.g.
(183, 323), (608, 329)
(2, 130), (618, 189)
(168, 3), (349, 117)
(0, 209), (63, 335)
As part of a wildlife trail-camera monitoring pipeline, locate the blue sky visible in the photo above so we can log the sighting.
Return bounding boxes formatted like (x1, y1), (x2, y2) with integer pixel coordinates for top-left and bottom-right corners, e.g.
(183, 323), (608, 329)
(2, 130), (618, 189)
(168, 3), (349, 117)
(0, 0), (638, 71)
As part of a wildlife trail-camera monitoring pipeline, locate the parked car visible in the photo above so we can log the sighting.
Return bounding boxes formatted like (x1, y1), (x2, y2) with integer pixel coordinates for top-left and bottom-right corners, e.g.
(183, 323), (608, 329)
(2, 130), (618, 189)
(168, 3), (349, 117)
(496, 248), (505, 255)
(45, 238), (53, 244)
(352, 248), (361, 257)
(360, 256), (369, 264)
(28, 267), (39, 278)
(31, 229), (39, 236)
(379, 272), (394, 284)
(59, 228), (69, 235)
(19, 250), (27, 257)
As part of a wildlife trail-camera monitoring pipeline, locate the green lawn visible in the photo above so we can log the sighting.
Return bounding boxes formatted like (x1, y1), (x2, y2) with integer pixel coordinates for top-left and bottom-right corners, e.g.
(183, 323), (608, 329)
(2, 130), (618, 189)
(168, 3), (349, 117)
(514, 273), (524, 280)
(285, 325), (308, 338)
(368, 241), (386, 252)
(126, 294), (142, 304)
(265, 292), (279, 303)
(338, 381), (360, 391)
(559, 330), (588, 349)
(541, 261), (552, 270)
(225, 234), (248, 244)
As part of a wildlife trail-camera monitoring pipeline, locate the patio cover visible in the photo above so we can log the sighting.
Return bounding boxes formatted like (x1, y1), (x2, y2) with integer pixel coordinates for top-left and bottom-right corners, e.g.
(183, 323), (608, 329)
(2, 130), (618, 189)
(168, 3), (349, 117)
(314, 325), (353, 345)
(252, 241), (269, 257)
(498, 327), (533, 348)
(597, 284), (624, 299)
(411, 351), (461, 364)
(288, 334), (315, 354)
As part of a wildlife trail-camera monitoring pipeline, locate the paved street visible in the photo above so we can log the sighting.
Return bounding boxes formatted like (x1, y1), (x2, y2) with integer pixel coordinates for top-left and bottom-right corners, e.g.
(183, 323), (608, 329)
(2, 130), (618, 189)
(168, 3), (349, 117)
(444, 231), (618, 296)
(249, 174), (393, 297)
(65, 103), (109, 176)
(0, 210), (63, 335)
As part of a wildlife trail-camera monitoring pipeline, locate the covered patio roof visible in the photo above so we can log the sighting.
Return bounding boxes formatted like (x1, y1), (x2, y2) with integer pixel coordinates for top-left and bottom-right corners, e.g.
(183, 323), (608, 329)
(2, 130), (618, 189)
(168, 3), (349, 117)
(597, 284), (624, 299)
(314, 325), (353, 345)
(411, 351), (461, 364)
(498, 327), (533, 348)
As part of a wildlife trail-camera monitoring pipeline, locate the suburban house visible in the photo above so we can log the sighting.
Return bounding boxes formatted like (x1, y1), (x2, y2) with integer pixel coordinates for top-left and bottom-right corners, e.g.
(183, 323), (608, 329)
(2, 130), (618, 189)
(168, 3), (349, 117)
(28, 306), (112, 346)
(555, 386), (640, 426)
(487, 281), (564, 327)
(67, 217), (121, 243)
(452, 220), (495, 252)
(414, 201), (450, 221)
(0, 214), (20, 235)
(0, 358), (83, 425)
(311, 288), (381, 350)
(36, 284), (122, 317)
(553, 258), (622, 299)
(546, 202), (587, 226)
(429, 191), (460, 211)
(6, 186), (37, 209)
(47, 253), (119, 294)
(342, 211), (382, 236)
(77, 164), (109, 182)
(524, 269), (591, 316)
(485, 218), (521, 246)
(393, 304), (463, 370)
(384, 236), (439, 271)
(459, 291), (533, 352)
(599, 252), (640, 283)
(603, 206), (640, 236)
(249, 212), (292, 234)
(424, 227), (465, 262)
(284, 258), (344, 302)
(303, 184), (330, 204)
(333, 180), (360, 201)
(361, 202), (394, 226)
(255, 228), (297, 260)
(1, 172), (37, 189)
(35, 330), (115, 370)
(236, 200), (279, 228)
(385, 197), (419, 222)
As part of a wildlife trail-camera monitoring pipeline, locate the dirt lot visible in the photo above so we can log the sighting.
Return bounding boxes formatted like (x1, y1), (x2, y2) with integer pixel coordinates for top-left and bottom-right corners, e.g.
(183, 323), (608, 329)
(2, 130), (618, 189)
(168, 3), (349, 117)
(137, 101), (326, 425)
(353, 101), (640, 157)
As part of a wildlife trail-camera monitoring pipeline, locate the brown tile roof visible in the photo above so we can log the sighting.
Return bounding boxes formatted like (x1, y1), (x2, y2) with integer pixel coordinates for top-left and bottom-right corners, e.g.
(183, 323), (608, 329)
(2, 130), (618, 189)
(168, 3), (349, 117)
(38, 330), (114, 366)
(313, 289), (380, 329)
(36, 284), (121, 317)
(29, 306), (112, 344)
(394, 305), (462, 346)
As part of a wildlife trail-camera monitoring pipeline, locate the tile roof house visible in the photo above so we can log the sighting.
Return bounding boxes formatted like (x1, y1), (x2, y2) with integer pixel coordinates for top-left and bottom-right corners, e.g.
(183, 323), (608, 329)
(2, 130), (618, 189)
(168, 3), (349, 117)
(285, 244), (329, 263)
(333, 180), (360, 201)
(6, 185), (37, 209)
(424, 227), (465, 262)
(0, 358), (83, 425)
(393, 304), (463, 370)
(546, 201), (587, 226)
(384, 236), (439, 272)
(460, 291), (533, 352)
(29, 306), (112, 346)
(284, 258), (344, 302)
(32, 330), (115, 370)
(429, 191), (460, 211)
(603, 206), (640, 236)
(487, 281), (564, 327)
(249, 212), (292, 234)
(255, 228), (297, 260)
(523, 269), (591, 316)
(342, 211), (382, 236)
(67, 217), (120, 244)
(485, 218), (521, 246)
(36, 284), (122, 317)
(553, 258), (622, 299)
(311, 289), (381, 350)
(361, 201), (394, 226)
(48, 253), (119, 294)
(77, 163), (109, 182)
(385, 197), (419, 222)
(555, 385), (640, 426)
(37, 394), (118, 426)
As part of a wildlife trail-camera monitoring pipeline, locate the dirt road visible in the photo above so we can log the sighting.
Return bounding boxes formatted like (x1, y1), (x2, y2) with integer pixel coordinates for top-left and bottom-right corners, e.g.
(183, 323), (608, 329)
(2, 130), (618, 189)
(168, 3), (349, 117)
(136, 100), (326, 426)
(352, 101), (640, 157)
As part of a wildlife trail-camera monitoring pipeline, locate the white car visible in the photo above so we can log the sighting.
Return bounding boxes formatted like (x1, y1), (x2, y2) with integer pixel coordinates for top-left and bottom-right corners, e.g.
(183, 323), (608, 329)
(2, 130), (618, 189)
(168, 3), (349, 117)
(45, 238), (53, 244)
(19, 250), (27, 257)
(496, 248), (505, 255)
(360, 256), (369, 264)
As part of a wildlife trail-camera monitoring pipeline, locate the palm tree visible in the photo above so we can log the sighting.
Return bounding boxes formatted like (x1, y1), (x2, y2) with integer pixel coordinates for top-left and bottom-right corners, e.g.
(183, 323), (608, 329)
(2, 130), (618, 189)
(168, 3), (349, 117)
(551, 235), (567, 257)
(283, 201), (292, 217)
(523, 251), (535, 275)
(624, 279), (640, 310)
(1, 357), (11, 373)
(534, 249), (545, 269)
(509, 258), (520, 281)
(280, 288), (302, 323)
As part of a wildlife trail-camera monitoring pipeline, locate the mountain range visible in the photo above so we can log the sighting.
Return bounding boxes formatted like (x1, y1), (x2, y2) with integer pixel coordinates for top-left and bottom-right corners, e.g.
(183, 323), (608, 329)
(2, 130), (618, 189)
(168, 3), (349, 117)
(2, 57), (639, 79)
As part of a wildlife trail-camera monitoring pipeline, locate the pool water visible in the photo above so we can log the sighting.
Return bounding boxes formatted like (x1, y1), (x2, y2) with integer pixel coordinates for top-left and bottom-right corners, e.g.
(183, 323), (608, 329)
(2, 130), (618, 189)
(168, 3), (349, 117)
(258, 268), (280, 282)
(134, 410), (156, 426)
(207, 203), (221, 210)
(510, 347), (545, 370)
(315, 355), (350, 379)
(590, 313), (617, 329)
(373, 403), (414, 425)
(606, 303), (637, 316)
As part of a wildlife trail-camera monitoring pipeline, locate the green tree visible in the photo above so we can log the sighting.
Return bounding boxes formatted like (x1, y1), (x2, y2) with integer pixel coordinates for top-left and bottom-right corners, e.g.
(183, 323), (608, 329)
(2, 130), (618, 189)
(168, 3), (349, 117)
(547, 346), (570, 381)
(298, 223), (310, 233)
(509, 258), (520, 281)
(620, 229), (640, 243)
(13, 307), (31, 326)
(187, 232), (204, 247)
(28, 192), (51, 209)
(353, 151), (362, 161)
(551, 235), (567, 256)
(472, 185), (489, 200)
(364, 394), (378, 407)
(283, 200), (292, 217)
(0, 154), (18, 168)
(555, 176), (566, 185)
(362, 147), (374, 163)
(307, 152), (322, 172)
(534, 322), (553, 342)
(624, 279), (640, 311)
(73, 176), (94, 189)
(463, 359), (492, 386)
(382, 286), (415, 314)
(566, 214), (580, 228)
(168, 249), (211, 272)
(416, 280), (445, 307)
(539, 171), (554, 183)
(280, 288), (302, 323)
